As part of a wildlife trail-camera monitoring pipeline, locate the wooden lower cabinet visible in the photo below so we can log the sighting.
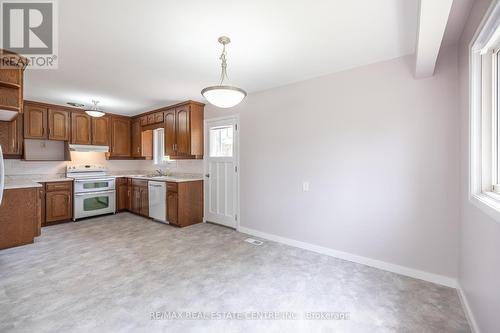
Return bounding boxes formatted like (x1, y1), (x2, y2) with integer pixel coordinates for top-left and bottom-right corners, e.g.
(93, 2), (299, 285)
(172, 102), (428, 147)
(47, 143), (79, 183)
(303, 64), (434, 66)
(118, 178), (202, 227)
(140, 186), (149, 217)
(44, 181), (73, 225)
(37, 185), (45, 236)
(130, 179), (148, 216)
(167, 181), (203, 227)
(116, 178), (130, 211)
(0, 187), (40, 250)
(167, 190), (178, 225)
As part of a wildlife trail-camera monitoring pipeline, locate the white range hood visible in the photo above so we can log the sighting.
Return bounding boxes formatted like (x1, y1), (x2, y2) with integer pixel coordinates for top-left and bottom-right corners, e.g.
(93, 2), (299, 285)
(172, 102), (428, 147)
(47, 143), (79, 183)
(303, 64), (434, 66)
(69, 144), (109, 153)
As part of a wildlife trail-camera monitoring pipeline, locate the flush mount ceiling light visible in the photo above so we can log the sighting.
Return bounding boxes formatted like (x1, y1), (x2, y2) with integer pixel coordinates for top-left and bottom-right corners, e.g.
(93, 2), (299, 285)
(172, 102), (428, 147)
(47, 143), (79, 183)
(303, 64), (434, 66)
(85, 100), (105, 118)
(201, 36), (246, 108)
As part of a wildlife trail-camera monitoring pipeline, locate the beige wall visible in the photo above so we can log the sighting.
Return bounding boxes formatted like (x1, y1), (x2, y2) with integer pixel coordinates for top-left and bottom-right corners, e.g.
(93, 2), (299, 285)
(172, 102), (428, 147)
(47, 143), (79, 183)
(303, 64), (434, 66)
(206, 44), (460, 281)
(458, 0), (500, 332)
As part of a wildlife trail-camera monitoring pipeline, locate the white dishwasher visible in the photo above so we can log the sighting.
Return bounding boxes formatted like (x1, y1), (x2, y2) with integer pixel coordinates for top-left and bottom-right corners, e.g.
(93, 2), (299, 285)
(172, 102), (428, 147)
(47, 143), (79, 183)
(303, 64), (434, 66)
(148, 181), (167, 223)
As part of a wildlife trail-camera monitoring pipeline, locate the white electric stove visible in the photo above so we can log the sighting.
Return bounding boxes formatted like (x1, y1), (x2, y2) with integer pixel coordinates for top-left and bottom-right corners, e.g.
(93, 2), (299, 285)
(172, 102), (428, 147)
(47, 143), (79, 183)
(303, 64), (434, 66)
(66, 165), (116, 220)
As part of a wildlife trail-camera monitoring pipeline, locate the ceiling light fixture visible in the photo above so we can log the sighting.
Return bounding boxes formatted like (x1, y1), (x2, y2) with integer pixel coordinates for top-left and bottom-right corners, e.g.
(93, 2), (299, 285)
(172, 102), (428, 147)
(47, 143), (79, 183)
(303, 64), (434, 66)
(201, 36), (246, 108)
(67, 102), (84, 108)
(85, 100), (105, 118)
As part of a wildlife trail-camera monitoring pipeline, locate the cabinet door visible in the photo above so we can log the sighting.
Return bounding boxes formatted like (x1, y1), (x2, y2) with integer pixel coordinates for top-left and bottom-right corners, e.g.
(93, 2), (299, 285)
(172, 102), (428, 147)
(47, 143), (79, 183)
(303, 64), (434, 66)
(46, 191), (72, 222)
(10, 115), (22, 154)
(39, 185), (46, 228)
(164, 109), (176, 156)
(175, 105), (190, 156)
(131, 186), (141, 214)
(140, 187), (149, 217)
(110, 117), (131, 157)
(48, 108), (70, 141)
(92, 116), (110, 146)
(71, 112), (92, 144)
(131, 119), (142, 157)
(167, 191), (178, 225)
(116, 180), (129, 211)
(0, 116), (21, 155)
(24, 104), (47, 139)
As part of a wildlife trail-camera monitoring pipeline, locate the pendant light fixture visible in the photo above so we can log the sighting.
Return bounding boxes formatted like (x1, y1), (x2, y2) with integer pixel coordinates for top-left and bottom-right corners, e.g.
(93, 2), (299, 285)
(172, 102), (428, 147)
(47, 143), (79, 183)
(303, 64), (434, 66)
(201, 36), (246, 108)
(85, 100), (105, 118)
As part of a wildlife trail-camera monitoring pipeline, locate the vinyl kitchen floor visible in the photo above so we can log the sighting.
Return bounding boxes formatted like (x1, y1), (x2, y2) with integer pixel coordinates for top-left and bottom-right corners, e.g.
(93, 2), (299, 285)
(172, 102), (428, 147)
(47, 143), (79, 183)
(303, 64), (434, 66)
(0, 213), (470, 333)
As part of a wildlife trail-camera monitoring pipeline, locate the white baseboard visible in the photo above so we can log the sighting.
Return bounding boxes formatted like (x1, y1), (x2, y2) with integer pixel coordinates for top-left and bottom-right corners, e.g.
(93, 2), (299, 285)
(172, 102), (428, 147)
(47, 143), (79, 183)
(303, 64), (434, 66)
(238, 226), (457, 288)
(457, 285), (480, 333)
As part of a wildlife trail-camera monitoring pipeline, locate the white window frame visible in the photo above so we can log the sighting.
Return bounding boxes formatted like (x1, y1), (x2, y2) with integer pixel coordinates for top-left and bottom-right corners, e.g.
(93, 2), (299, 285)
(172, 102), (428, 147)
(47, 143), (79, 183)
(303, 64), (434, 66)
(153, 128), (170, 165)
(469, 1), (500, 222)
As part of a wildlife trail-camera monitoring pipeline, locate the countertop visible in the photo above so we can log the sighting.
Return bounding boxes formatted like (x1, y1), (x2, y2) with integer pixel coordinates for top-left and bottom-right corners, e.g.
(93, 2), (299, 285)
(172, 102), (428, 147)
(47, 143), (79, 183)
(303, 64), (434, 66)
(112, 174), (204, 183)
(4, 176), (73, 190)
(3, 173), (202, 190)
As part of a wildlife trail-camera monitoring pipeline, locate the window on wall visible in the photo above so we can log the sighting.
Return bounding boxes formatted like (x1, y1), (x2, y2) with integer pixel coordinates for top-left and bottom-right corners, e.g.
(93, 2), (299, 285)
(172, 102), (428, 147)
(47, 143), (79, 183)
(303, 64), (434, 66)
(153, 128), (168, 165)
(470, 4), (500, 221)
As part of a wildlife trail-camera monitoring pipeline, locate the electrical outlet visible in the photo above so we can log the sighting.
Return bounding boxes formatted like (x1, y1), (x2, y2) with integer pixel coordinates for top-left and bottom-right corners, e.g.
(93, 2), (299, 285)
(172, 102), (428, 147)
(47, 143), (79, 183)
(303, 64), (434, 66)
(302, 181), (310, 192)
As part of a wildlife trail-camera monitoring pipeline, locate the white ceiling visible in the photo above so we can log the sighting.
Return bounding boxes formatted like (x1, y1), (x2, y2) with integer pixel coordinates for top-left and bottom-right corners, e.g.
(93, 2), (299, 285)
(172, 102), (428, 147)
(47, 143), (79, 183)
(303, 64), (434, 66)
(23, 0), (469, 115)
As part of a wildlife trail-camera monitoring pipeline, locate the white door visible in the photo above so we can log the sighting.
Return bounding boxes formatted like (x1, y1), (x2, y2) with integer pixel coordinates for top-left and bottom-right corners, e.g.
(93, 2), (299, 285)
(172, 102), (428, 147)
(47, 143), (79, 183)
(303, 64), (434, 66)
(204, 116), (239, 228)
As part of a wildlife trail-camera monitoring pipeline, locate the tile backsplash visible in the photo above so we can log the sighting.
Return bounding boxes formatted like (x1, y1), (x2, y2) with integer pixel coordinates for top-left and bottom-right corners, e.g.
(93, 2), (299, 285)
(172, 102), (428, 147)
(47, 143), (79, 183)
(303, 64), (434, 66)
(4, 152), (203, 176)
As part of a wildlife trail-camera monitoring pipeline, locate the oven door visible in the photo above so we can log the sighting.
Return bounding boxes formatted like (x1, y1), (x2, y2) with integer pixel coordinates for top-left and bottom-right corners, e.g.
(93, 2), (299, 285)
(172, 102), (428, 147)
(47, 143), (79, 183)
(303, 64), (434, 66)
(74, 190), (116, 219)
(74, 178), (115, 193)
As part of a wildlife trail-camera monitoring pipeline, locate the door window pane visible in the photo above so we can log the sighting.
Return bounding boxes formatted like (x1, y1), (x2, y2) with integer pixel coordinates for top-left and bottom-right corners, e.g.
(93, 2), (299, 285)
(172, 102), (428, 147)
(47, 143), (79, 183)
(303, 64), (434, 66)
(83, 196), (109, 211)
(210, 126), (233, 157)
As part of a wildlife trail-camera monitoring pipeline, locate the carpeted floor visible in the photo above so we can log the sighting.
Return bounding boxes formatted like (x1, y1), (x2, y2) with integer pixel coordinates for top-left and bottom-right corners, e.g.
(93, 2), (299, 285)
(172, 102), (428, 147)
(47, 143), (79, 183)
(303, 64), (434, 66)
(0, 213), (470, 333)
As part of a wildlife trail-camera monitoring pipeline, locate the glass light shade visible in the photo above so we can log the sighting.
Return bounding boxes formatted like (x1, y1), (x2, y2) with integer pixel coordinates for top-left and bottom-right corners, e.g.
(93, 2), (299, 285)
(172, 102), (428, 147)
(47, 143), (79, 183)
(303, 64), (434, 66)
(85, 110), (105, 118)
(201, 85), (246, 108)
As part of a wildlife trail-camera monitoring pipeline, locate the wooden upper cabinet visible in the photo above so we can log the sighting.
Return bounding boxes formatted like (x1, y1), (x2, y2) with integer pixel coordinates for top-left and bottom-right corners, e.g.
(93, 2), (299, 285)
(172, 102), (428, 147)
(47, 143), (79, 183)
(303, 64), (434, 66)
(71, 112), (92, 145)
(48, 108), (70, 141)
(154, 112), (163, 123)
(0, 51), (26, 119)
(110, 116), (131, 157)
(164, 109), (176, 156)
(24, 103), (48, 139)
(131, 119), (142, 157)
(0, 115), (22, 155)
(163, 102), (204, 159)
(92, 116), (109, 146)
(175, 105), (190, 156)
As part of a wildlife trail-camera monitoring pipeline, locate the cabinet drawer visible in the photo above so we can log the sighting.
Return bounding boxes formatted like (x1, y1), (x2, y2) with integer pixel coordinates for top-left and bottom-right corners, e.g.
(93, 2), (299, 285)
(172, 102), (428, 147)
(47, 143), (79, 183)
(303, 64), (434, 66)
(45, 182), (72, 192)
(167, 182), (178, 192)
(132, 179), (148, 187)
